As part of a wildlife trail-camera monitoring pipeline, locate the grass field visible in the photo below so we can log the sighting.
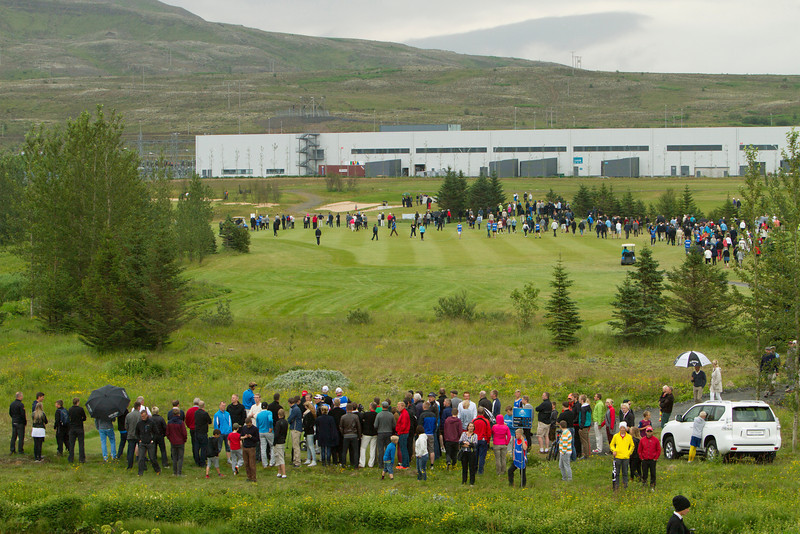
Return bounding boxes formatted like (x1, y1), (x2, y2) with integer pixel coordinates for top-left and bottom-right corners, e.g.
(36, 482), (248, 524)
(0, 176), (795, 533)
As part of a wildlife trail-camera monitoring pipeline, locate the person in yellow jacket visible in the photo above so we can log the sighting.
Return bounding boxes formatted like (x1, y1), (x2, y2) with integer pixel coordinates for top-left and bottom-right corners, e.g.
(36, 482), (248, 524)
(610, 422), (634, 490)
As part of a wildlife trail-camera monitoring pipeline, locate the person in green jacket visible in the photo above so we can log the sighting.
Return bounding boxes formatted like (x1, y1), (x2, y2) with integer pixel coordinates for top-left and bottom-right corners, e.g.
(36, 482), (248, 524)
(592, 393), (606, 454)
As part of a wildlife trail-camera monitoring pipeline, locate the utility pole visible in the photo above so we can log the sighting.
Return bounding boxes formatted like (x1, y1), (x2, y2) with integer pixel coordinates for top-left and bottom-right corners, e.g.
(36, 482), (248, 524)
(238, 82), (242, 134)
(664, 105), (667, 128)
(514, 106), (517, 130)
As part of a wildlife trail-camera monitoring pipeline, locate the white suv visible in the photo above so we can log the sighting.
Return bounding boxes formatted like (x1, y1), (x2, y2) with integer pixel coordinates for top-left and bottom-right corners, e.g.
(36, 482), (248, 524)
(661, 400), (781, 462)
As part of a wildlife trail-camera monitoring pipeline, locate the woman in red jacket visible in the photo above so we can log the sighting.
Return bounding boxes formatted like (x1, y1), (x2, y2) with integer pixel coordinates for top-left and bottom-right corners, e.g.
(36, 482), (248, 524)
(638, 426), (662, 490)
(396, 401), (411, 469)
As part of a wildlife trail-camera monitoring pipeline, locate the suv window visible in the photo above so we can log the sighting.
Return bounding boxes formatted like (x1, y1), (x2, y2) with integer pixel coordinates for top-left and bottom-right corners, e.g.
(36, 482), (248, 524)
(705, 405), (725, 422)
(732, 407), (775, 422)
(682, 406), (703, 421)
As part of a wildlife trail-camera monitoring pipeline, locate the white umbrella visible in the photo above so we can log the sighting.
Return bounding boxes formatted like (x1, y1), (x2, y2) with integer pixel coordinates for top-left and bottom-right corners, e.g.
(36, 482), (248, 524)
(674, 351), (712, 367)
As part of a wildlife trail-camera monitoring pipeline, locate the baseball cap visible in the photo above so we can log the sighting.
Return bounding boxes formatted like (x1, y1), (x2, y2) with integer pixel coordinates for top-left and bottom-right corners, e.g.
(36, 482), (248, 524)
(335, 387), (343, 394)
(428, 392), (436, 397)
(301, 390), (308, 396)
(322, 386), (329, 393)
(314, 394), (323, 400)
(619, 422), (628, 429)
(645, 426), (653, 432)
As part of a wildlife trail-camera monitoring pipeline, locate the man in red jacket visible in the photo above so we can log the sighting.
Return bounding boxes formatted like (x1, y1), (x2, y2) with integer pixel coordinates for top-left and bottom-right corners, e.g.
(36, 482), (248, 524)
(396, 401), (411, 469)
(185, 398), (199, 467)
(638, 426), (662, 491)
(472, 410), (492, 475)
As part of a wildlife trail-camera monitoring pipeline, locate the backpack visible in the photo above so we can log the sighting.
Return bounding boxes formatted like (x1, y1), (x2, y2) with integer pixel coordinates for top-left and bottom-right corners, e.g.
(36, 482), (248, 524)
(59, 408), (70, 426)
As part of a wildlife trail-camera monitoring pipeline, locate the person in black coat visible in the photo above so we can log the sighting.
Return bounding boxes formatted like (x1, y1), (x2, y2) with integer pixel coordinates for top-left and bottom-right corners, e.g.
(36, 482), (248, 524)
(67, 397), (87, 464)
(9, 392), (26, 454)
(316, 406), (339, 466)
(667, 495), (692, 534)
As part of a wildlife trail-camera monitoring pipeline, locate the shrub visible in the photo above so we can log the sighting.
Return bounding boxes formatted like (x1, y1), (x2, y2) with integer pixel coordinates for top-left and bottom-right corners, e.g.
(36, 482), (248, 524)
(268, 369), (350, 391)
(433, 290), (475, 321)
(113, 357), (165, 378)
(509, 282), (540, 329)
(346, 308), (371, 325)
(0, 273), (24, 303)
(219, 215), (250, 253)
(199, 298), (233, 327)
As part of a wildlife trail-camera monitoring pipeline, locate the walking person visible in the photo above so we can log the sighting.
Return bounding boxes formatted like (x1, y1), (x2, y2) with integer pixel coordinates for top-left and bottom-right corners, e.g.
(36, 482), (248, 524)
(315, 227), (322, 245)
(459, 422), (478, 485)
(372, 224), (379, 240)
(667, 495), (693, 534)
(67, 397), (87, 464)
(710, 360), (723, 400)
(31, 402), (47, 462)
(507, 428), (528, 487)
(9, 392), (26, 455)
(638, 426), (661, 491)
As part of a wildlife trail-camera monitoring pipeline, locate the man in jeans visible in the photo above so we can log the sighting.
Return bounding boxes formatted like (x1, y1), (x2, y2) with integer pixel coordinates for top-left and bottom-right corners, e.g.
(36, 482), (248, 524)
(287, 396), (303, 467)
(374, 401), (395, 467)
(9, 392), (26, 455)
(67, 397), (87, 464)
(256, 402), (274, 468)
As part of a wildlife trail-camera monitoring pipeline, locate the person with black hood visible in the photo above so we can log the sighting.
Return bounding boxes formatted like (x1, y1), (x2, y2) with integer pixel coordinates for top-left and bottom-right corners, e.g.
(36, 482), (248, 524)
(165, 407), (187, 476)
(9, 392), (26, 455)
(667, 495), (692, 534)
(135, 410), (162, 476)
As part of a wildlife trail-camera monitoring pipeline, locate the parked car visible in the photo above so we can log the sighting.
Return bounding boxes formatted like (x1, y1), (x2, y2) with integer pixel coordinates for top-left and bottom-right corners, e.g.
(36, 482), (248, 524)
(661, 400), (781, 462)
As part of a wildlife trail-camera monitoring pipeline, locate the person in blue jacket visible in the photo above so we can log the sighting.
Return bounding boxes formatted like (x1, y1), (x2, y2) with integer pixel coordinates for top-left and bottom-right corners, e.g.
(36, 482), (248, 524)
(242, 382), (257, 411)
(507, 428), (528, 487)
(214, 401), (233, 464)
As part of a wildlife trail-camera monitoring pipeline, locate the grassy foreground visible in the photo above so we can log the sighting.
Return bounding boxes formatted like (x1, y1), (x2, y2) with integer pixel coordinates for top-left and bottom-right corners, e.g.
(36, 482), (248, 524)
(0, 175), (796, 532)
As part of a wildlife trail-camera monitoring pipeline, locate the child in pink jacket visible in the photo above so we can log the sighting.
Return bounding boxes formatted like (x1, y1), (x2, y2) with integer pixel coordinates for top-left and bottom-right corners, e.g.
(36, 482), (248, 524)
(491, 415), (512, 475)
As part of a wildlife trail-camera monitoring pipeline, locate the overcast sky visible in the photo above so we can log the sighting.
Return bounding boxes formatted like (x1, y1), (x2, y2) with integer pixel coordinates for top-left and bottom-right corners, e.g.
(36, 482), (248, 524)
(162, 0), (800, 74)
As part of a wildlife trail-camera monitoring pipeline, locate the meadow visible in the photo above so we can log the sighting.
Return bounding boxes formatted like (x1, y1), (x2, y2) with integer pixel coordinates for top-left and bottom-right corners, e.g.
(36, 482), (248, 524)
(0, 175), (796, 533)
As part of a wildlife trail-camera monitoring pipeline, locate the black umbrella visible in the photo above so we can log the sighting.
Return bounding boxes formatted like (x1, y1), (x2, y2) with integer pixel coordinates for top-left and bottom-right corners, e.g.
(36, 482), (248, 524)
(86, 385), (130, 421)
(674, 351), (712, 368)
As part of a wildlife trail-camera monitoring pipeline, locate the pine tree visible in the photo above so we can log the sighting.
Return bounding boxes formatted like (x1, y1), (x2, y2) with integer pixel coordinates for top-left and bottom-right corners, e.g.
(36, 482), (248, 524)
(436, 167), (468, 216)
(609, 247), (667, 339)
(488, 172), (506, 209)
(680, 184), (698, 216)
(176, 173), (217, 263)
(468, 174), (493, 212)
(220, 215), (251, 253)
(619, 189), (636, 218)
(667, 249), (733, 331)
(654, 188), (679, 219)
(0, 154), (25, 247)
(544, 259), (582, 347)
(572, 184), (593, 217)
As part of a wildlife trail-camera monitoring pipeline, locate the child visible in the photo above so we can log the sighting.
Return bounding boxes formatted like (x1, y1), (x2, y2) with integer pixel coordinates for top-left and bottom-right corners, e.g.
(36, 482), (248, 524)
(638, 411), (652, 430)
(382, 435), (399, 480)
(504, 406), (515, 454)
(273, 408), (288, 479)
(507, 428), (528, 487)
(206, 429), (224, 478)
(558, 420), (572, 482)
(228, 423), (243, 475)
(457, 223), (462, 239)
(415, 425), (428, 481)
(688, 411), (707, 463)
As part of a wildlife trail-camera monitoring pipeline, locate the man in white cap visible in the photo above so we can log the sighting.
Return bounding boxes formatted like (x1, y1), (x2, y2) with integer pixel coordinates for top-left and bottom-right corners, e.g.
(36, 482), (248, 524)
(321, 386), (333, 407)
(335, 387), (348, 411)
(610, 422), (634, 491)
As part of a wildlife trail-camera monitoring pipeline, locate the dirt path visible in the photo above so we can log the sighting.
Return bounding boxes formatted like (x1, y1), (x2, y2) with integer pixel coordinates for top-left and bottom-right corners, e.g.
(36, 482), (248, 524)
(288, 190), (324, 213)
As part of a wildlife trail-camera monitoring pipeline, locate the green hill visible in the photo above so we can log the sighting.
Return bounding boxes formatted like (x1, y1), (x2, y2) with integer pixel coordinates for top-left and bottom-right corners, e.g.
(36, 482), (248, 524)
(0, 0), (536, 78)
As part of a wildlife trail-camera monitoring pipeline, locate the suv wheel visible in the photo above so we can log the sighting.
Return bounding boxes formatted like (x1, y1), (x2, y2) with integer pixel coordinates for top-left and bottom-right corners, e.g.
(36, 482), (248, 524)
(705, 438), (718, 461)
(663, 436), (677, 460)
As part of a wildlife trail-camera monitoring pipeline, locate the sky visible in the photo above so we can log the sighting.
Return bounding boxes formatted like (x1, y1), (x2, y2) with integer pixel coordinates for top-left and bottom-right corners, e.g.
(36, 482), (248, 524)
(161, 0), (800, 74)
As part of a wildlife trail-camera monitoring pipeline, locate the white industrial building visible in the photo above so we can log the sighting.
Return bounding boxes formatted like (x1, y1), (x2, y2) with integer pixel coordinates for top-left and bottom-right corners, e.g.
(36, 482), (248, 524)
(195, 126), (795, 179)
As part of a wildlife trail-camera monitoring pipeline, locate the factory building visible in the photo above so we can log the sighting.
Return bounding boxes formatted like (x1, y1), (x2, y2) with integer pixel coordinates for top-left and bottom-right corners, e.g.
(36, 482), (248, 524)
(195, 126), (794, 179)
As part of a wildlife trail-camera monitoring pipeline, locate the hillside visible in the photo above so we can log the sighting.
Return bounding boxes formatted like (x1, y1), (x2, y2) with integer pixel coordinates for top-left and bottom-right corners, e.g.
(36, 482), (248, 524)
(0, 0), (536, 78)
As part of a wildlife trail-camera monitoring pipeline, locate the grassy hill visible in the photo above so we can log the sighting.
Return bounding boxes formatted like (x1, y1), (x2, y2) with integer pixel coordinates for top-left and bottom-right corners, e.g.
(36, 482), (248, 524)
(0, 0), (798, 150)
(0, 0), (535, 79)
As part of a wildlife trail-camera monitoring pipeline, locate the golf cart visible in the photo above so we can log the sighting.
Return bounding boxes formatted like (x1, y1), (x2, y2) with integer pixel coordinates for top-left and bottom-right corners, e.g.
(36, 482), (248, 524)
(621, 243), (636, 265)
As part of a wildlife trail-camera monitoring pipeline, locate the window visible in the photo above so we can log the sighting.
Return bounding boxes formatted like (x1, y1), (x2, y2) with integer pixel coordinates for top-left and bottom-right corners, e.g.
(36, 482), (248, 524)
(351, 148), (410, 155)
(667, 145), (723, 151)
(222, 169), (253, 175)
(705, 406), (725, 422)
(739, 144), (778, 151)
(681, 406), (703, 422)
(732, 407), (775, 423)
(573, 146), (649, 152)
(494, 146), (566, 153)
(264, 169), (285, 174)
(416, 147), (487, 154)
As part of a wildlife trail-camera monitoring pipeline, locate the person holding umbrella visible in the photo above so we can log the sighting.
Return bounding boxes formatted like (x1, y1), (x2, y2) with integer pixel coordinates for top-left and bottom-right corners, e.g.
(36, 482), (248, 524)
(86, 385), (131, 463)
(690, 364), (707, 403)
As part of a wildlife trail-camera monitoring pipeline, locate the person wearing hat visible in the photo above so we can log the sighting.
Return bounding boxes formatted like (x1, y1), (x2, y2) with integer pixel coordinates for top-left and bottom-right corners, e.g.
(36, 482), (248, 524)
(690, 364), (706, 403)
(321, 386), (333, 408)
(242, 382), (257, 412)
(667, 495), (692, 534)
(637, 425), (661, 491)
(609, 422), (634, 491)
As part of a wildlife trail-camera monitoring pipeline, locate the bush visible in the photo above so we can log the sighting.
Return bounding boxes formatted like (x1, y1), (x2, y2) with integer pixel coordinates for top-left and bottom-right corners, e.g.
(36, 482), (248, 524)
(268, 369), (350, 391)
(509, 282), (540, 329)
(219, 215), (250, 253)
(346, 308), (371, 325)
(0, 273), (24, 303)
(113, 357), (165, 378)
(199, 298), (233, 327)
(433, 290), (475, 321)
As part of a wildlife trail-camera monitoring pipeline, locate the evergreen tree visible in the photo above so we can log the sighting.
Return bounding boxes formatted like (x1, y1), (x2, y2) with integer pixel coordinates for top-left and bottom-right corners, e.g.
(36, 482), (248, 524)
(544, 259), (582, 347)
(667, 249), (733, 331)
(619, 189), (636, 218)
(0, 154), (25, 247)
(436, 168), (468, 216)
(609, 247), (667, 339)
(220, 215), (251, 253)
(654, 188), (679, 219)
(176, 173), (217, 263)
(572, 184), (593, 217)
(680, 184), (699, 216)
(468, 174), (493, 211)
(488, 172), (506, 209)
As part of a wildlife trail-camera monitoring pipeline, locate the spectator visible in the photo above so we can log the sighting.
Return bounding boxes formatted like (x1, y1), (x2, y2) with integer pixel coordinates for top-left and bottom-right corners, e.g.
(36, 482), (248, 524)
(710, 360), (723, 400)
(242, 382), (257, 411)
(578, 394), (592, 459)
(150, 407), (168, 468)
(472, 408), (492, 475)
(667, 495), (692, 534)
(288, 396), (303, 467)
(592, 393), (605, 454)
(690, 364), (707, 403)
(688, 411), (707, 463)
(459, 422), (478, 486)
(205, 429), (224, 478)
(382, 435), (399, 480)
(638, 426), (661, 491)
(53, 399), (70, 457)
(508, 428), (528, 487)
(339, 404), (362, 468)
(491, 414), (512, 475)
(359, 402), (378, 468)
(241, 416), (260, 481)
(659, 386), (674, 428)
(228, 423), (243, 475)
(9, 392), (26, 455)
(135, 411), (161, 476)
(256, 402), (274, 468)
(165, 407), (187, 476)
(194, 400), (212, 467)
(414, 425), (428, 481)
(534, 392), (551, 453)
(303, 401), (318, 467)
(31, 402), (47, 462)
(67, 397), (87, 464)
(610, 422), (634, 491)
(374, 401), (395, 467)
(214, 402), (232, 466)
(272, 410), (288, 479)
(125, 401), (141, 470)
(558, 420), (572, 482)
